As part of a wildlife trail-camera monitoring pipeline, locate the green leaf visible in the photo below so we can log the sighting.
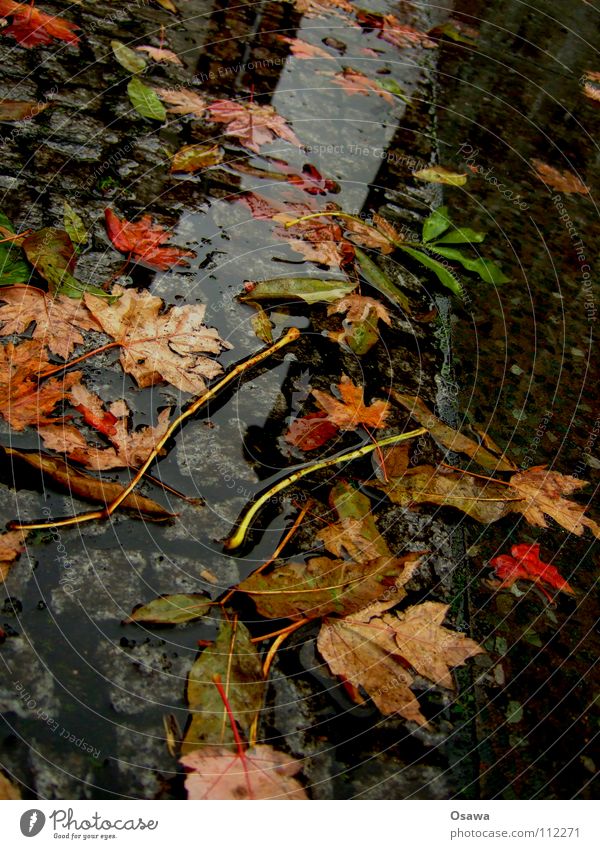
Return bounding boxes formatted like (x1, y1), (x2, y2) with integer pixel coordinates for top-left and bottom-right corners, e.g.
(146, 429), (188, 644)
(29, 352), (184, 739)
(413, 166), (467, 186)
(63, 201), (88, 248)
(375, 77), (410, 103)
(398, 245), (464, 297)
(127, 77), (166, 122)
(182, 619), (265, 755)
(239, 276), (355, 305)
(422, 205), (451, 242)
(112, 40), (147, 75)
(22, 227), (109, 299)
(354, 247), (410, 312)
(125, 594), (213, 625)
(432, 226), (486, 245)
(0, 212), (29, 286)
(429, 245), (509, 284)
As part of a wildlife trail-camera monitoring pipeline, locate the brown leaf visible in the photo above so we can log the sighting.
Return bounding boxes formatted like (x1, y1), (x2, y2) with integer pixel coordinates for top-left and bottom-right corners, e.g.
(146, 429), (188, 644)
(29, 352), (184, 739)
(182, 619), (265, 754)
(392, 391), (516, 471)
(510, 466), (600, 538)
(84, 286), (232, 394)
(277, 35), (333, 59)
(330, 68), (395, 104)
(531, 159), (589, 194)
(0, 771), (21, 799)
(0, 339), (82, 431)
(312, 375), (390, 430)
(5, 447), (174, 519)
(0, 528), (27, 581)
(154, 86), (207, 117)
(181, 745), (307, 800)
(316, 482), (397, 562)
(208, 100), (301, 153)
(170, 143), (223, 173)
(136, 45), (182, 65)
(328, 294), (391, 325)
(0, 99), (50, 121)
(0, 286), (101, 359)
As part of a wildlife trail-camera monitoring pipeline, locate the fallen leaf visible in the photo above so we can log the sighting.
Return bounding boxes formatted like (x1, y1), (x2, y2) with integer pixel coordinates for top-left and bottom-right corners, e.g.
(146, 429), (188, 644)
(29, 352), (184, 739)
(277, 35), (333, 59)
(0, 99), (50, 121)
(208, 100), (301, 153)
(63, 201), (87, 247)
(104, 208), (196, 270)
(413, 165), (467, 186)
(0, 528), (27, 581)
(240, 276), (355, 305)
(0, 286), (101, 359)
(0, 771), (21, 798)
(318, 600), (483, 723)
(239, 552), (418, 621)
(293, 0), (354, 17)
(136, 45), (183, 65)
(312, 375), (390, 430)
(84, 285), (231, 394)
(170, 143), (223, 173)
(329, 68), (396, 104)
(581, 70), (600, 102)
(112, 39), (147, 74)
(249, 302), (273, 344)
(357, 11), (437, 49)
(182, 619), (265, 753)
(489, 542), (575, 602)
(428, 20), (479, 45)
(0, 0), (79, 47)
(391, 391), (517, 471)
(284, 411), (339, 451)
(154, 0), (177, 11)
(509, 466), (600, 538)
(0, 211), (29, 287)
(154, 86), (207, 117)
(5, 447), (174, 518)
(0, 339), (81, 430)
(181, 745), (307, 800)
(275, 162), (339, 195)
(531, 159), (589, 194)
(39, 383), (172, 470)
(125, 594), (213, 625)
(22, 227), (105, 298)
(128, 77), (166, 122)
(327, 293), (391, 355)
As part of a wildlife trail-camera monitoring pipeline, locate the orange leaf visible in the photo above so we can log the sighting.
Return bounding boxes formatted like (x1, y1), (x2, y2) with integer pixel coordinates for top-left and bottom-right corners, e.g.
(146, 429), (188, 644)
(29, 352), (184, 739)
(0, 0), (79, 47)
(104, 208), (196, 270)
(531, 159), (589, 195)
(312, 375), (390, 430)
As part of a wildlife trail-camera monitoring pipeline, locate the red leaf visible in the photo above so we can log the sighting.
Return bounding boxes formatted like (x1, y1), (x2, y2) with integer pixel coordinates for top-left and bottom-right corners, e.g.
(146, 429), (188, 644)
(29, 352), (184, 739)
(104, 208), (196, 271)
(490, 543), (575, 601)
(283, 163), (339, 195)
(0, 0), (79, 47)
(284, 411), (339, 451)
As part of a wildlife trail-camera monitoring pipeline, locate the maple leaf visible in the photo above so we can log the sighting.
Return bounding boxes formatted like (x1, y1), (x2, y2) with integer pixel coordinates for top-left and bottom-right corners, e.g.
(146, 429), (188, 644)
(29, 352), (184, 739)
(328, 293), (392, 325)
(357, 11), (437, 49)
(0, 286), (101, 359)
(207, 100), (301, 153)
(0, 339), (81, 431)
(105, 209), (196, 271)
(509, 466), (600, 538)
(531, 159), (589, 195)
(284, 411), (339, 451)
(312, 375), (390, 430)
(154, 86), (207, 116)
(136, 45), (183, 65)
(330, 68), (396, 104)
(38, 383), (172, 471)
(277, 35), (334, 59)
(0, 528), (27, 581)
(84, 286), (231, 394)
(181, 746), (307, 800)
(489, 543), (575, 602)
(0, 0), (79, 47)
(318, 601), (483, 724)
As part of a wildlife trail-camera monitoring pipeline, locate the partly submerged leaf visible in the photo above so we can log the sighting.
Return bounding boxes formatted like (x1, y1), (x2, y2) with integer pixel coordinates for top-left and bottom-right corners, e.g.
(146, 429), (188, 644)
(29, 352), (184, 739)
(431, 226), (486, 245)
(327, 293), (391, 355)
(105, 208), (195, 270)
(128, 77), (167, 122)
(5, 447), (174, 518)
(0, 771), (21, 799)
(208, 100), (301, 153)
(312, 375), (390, 430)
(284, 411), (339, 451)
(0, 528), (27, 581)
(182, 619), (265, 754)
(21, 228), (105, 298)
(354, 247), (410, 312)
(240, 277), (355, 305)
(126, 594), (213, 625)
(170, 143), (223, 173)
(509, 467), (600, 538)
(181, 745), (307, 800)
(154, 86), (207, 117)
(430, 245), (509, 284)
(398, 245), (463, 297)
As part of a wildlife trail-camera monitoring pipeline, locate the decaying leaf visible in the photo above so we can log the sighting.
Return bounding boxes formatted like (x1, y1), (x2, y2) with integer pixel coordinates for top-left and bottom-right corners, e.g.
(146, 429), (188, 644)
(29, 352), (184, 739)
(136, 45), (183, 66)
(357, 10), (437, 49)
(293, 0), (354, 17)
(240, 277), (355, 305)
(154, 86), (207, 117)
(84, 286), (231, 394)
(112, 39), (147, 74)
(0, 99), (50, 121)
(277, 35), (334, 59)
(312, 375), (390, 430)
(105, 208), (196, 270)
(207, 100), (301, 153)
(0, 0), (79, 47)
(531, 159), (589, 195)
(581, 70), (600, 102)
(284, 411), (339, 451)
(0, 528), (27, 581)
(489, 542), (575, 602)
(126, 594), (213, 625)
(182, 619), (265, 753)
(5, 447), (174, 519)
(0, 339), (81, 430)
(170, 144), (223, 173)
(327, 293), (391, 355)
(413, 165), (467, 186)
(249, 302), (273, 344)
(181, 745), (307, 800)
(329, 68), (396, 104)
(0, 286), (101, 359)
(509, 466), (600, 538)
(21, 227), (105, 298)
(318, 601), (483, 724)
